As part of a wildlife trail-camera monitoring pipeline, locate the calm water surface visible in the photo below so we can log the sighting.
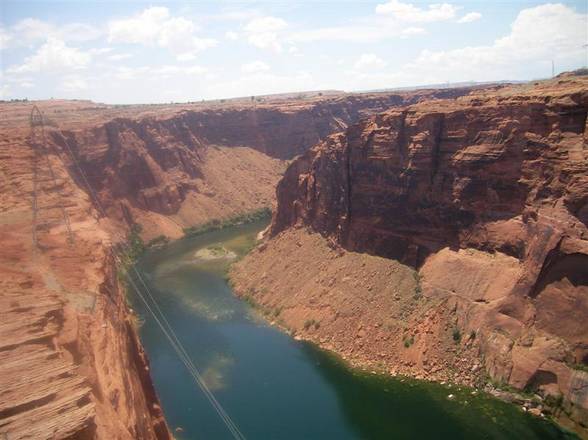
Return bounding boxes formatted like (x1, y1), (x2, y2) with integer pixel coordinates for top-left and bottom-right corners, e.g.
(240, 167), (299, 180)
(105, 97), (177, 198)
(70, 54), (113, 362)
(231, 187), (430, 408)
(131, 220), (575, 440)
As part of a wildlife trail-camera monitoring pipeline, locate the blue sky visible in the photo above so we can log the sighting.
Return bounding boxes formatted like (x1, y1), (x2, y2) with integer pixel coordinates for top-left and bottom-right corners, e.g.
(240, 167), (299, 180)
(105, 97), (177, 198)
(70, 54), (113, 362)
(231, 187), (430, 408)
(1, 1), (586, 103)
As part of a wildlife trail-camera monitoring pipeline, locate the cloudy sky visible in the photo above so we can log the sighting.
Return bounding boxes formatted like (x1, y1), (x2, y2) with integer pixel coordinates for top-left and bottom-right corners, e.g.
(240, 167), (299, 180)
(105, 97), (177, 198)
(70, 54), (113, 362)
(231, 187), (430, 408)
(1, 1), (586, 103)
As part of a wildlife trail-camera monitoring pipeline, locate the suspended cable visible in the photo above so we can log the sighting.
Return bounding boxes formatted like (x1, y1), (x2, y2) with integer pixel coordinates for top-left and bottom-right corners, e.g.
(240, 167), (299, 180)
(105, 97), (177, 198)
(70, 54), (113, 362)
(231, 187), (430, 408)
(56, 121), (247, 440)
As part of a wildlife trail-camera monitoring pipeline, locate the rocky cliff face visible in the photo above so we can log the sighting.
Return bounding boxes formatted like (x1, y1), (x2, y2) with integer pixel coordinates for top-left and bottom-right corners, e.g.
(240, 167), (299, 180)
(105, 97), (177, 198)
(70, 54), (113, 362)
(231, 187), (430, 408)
(233, 74), (588, 435)
(50, 115), (286, 240)
(0, 89), (479, 439)
(174, 88), (478, 159)
(45, 88), (474, 240)
(0, 130), (170, 439)
(43, 88), (478, 241)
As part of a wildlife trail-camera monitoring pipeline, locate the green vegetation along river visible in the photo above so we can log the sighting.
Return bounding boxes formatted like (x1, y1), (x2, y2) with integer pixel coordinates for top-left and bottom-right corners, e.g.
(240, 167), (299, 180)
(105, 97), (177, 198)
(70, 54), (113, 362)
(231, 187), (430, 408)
(130, 219), (576, 439)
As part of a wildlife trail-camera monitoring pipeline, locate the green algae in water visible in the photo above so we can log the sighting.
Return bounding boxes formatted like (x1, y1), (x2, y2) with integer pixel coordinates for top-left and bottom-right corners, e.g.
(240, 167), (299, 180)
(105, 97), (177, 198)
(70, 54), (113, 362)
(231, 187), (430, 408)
(131, 220), (577, 440)
(301, 346), (578, 439)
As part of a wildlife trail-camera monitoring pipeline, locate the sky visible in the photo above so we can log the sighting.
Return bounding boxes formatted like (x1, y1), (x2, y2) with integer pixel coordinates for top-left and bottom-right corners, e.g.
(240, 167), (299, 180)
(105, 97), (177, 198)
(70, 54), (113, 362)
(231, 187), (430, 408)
(0, 0), (587, 104)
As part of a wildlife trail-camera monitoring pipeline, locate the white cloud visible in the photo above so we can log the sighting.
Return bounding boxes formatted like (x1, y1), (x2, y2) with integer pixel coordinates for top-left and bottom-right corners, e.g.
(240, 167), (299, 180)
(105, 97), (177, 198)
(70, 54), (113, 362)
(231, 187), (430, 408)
(6, 18), (101, 47)
(204, 71), (314, 99)
(0, 83), (11, 99)
(112, 64), (207, 81)
(12, 18), (54, 43)
(398, 3), (587, 84)
(18, 80), (34, 89)
(225, 31), (239, 40)
(458, 12), (482, 24)
(176, 53), (196, 62)
(244, 16), (287, 33)
(289, 16), (425, 44)
(108, 7), (170, 44)
(354, 54), (387, 70)
(108, 7), (216, 60)
(375, 0), (457, 22)
(0, 27), (12, 49)
(8, 38), (91, 73)
(61, 75), (88, 92)
(243, 16), (287, 52)
(241, 60), (270, 73)
(207, 8), (260, 22)
(154, 65), (207, 77)
(89, 47), (113, 55)
(400, 27), (426, 37)
(108, 53), (132, 61)
(113, 66), (148, 81)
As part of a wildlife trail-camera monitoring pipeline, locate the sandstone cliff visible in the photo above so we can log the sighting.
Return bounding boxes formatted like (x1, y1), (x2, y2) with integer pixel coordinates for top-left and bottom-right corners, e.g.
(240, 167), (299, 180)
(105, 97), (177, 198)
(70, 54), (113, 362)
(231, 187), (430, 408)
(0, 131), (170, 439)
(43, 87), (475, 241)
(1, 88), (475, 439)
(169, 87), (478, 160)
(231, 74), (588, 436)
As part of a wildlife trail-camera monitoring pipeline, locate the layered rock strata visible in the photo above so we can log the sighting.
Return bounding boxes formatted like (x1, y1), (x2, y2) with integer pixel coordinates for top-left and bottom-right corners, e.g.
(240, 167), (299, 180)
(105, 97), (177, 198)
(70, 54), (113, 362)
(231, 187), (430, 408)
(0, 134), (169, 439)
(0, 88), (479, 438)
(46, 87), (477, 240)
(232, 74), (588, 436)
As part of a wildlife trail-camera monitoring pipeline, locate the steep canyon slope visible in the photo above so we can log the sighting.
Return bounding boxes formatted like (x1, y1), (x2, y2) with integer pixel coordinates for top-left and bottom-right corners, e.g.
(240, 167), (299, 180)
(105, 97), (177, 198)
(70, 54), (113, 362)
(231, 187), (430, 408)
(0, 132), (169, 438)
(45, 87), (475, 240)
(231, 74), (588, 436)
(0, 88), (472, 438)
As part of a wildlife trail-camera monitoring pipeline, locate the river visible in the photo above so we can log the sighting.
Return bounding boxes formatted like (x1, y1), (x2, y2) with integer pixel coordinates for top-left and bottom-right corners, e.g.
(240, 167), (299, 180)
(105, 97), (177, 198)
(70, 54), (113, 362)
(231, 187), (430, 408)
(131, 219), (575, 440)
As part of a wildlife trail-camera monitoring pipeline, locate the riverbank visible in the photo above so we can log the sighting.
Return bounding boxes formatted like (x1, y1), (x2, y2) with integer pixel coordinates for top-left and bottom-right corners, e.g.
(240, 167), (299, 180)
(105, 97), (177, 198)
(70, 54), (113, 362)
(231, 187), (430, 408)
(229, 227), (585, 438)
(132, 220), (573, 439)
(183, 207), (271, 238)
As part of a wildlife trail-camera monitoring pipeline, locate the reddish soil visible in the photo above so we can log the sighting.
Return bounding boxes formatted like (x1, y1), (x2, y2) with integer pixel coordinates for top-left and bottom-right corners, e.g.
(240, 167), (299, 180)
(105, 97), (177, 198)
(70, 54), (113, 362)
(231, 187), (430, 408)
(1, 87), (471, 438)
(231, 73), (588, 437)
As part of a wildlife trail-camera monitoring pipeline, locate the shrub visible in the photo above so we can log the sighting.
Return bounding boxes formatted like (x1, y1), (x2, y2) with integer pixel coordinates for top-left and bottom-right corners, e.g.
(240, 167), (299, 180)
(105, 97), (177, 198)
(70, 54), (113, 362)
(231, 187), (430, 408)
(470, 330), (477, 340)
(544, 394), (564, 409)
(146, 235), (169, 248)
(243, 295), (256, 307)
(452, 327), (462, 343)
(570, 363), (588, 373)
(116, 223), (145, 280)
(403, 335), (414, 348)
(183, 207), (271, 238)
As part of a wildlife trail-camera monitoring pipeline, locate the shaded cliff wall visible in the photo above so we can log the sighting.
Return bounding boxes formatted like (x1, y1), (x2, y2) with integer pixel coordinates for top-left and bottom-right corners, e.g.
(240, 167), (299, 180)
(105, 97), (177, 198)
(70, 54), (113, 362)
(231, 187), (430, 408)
(273, 89), (588, 264)
(46, 88), (478, 231)
(178, 88), (477, 159)
(264, 77), (588, 432)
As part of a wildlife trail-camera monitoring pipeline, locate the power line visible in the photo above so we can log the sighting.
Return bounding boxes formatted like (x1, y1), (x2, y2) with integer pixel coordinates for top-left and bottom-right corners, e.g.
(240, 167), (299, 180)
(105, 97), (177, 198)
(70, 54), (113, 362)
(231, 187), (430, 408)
(29, 105), (74, 247)
(51, 105), (247, 440)
(123, 264), (246, 440)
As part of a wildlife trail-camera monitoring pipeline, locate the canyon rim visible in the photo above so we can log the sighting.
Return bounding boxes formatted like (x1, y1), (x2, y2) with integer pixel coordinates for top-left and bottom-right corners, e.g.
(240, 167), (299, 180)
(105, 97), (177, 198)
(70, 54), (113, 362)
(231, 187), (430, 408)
(0, 88), (478, 438)
(1, 1), (587, 436)
(230, 73), (588, 437)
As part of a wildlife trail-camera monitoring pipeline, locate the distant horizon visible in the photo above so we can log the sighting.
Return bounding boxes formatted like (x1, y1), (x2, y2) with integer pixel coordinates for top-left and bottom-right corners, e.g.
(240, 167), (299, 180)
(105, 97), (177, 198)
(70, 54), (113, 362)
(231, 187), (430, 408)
(0, 75), (552, 106)
(2, 0), (587, 104)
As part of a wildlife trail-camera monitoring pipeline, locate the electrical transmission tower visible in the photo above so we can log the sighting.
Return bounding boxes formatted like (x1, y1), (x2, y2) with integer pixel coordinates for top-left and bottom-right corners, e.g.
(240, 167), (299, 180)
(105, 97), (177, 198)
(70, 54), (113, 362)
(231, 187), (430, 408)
(30, 105), (74, 247)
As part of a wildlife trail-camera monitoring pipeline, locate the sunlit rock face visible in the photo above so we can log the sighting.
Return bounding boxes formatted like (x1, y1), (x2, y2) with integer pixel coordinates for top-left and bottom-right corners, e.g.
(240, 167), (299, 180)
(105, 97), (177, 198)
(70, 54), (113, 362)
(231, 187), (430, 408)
(49, 88), (474, 239)
(268, 74), (588, 433)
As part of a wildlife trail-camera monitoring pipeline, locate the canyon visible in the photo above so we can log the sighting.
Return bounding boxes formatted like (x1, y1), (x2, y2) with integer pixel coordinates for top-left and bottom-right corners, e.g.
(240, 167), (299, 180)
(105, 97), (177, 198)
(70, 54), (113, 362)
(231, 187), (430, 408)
(0, 88), (465, 439)
(230, 73), (588, 437)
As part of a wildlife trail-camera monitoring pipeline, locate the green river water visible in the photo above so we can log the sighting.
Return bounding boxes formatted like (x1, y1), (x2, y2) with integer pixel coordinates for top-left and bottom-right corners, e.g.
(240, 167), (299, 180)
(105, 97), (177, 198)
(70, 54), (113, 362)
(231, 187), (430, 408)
(130, 219), (576, 440)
